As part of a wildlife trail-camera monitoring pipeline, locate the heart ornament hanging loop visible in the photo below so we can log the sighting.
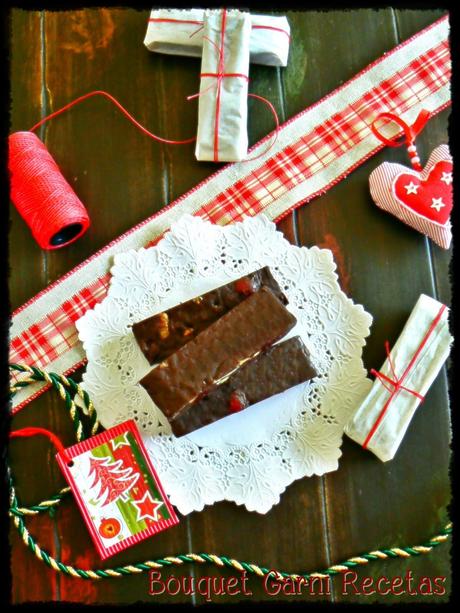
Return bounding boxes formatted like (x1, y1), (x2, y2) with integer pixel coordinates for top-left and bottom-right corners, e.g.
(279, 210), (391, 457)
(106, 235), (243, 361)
(369, 110), (452, 249)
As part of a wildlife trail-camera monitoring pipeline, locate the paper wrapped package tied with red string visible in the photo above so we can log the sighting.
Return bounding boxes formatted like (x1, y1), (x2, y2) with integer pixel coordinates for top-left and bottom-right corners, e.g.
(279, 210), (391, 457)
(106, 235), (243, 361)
(144, 8), (290, 67)
(345, 294), (452, 462)
(369, 110), (453, 249)
(194, 9), (251, 162)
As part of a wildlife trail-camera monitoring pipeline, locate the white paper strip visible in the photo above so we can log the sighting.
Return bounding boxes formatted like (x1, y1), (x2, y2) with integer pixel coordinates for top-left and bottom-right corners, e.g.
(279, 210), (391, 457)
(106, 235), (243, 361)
(345, 294), (452, 462)
(144, 9), (290, 67)
(195, 9), (251, 162)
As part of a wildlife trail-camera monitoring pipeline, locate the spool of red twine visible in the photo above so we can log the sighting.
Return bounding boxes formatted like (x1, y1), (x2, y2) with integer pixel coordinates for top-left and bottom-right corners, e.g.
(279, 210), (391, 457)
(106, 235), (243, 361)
(9, 131), (90, 249)
(8, 90), (196, 250)
(8, 87), (277, 249)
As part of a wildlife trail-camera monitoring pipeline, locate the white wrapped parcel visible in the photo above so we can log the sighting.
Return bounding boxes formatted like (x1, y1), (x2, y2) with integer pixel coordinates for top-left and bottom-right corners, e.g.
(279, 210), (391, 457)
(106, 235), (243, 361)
(144, 8), (290, 67)
(345, 294), (452, 462)
(195, 9), (251, 162)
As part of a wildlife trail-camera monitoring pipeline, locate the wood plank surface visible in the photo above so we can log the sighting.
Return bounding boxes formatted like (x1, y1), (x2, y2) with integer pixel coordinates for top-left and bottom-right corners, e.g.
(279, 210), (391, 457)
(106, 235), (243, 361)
(9, 8), (451, 604)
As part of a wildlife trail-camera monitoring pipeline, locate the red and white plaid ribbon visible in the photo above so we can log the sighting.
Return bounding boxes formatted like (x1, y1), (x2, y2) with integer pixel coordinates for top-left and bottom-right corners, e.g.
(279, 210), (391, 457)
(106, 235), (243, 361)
(10, 16), (451, 412)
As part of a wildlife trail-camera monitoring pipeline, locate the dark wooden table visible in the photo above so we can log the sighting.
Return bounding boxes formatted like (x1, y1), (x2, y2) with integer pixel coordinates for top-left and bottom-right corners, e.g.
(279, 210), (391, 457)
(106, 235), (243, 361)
(9, 8), (451, 604)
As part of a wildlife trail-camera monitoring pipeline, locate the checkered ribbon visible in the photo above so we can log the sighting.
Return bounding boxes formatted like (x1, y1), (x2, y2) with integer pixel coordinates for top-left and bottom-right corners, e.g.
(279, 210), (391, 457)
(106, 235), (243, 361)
(10, 16), (451, 412)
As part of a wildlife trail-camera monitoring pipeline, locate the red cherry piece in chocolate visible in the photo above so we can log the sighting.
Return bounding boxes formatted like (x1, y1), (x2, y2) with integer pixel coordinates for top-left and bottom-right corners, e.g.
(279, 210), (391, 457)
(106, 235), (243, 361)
(229, 391), (249, 413)
(234, 278), (255, 296)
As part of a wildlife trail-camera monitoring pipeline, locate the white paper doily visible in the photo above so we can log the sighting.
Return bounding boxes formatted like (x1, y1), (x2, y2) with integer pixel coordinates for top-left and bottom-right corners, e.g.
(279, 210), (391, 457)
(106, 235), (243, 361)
(77, 215), (373, 514)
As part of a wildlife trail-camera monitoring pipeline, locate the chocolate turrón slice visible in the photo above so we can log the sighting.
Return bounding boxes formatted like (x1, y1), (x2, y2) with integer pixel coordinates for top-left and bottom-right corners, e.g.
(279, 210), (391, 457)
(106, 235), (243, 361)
(139, 287), (297, 420)
(132, 266), (287, 365)
(170, 336), (318, 437)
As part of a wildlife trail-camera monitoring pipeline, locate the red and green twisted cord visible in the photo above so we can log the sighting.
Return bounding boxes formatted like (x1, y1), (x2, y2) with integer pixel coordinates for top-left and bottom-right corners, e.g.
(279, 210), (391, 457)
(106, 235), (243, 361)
(8, 364), (452, 581)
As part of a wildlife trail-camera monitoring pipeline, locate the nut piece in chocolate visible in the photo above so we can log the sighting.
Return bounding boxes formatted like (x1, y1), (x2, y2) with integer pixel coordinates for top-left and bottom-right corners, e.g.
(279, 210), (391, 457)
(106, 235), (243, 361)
(132, 266), (286, 365)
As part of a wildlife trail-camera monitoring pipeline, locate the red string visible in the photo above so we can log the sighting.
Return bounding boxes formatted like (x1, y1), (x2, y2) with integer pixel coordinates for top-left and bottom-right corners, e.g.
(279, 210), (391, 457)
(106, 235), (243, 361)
(148, 17), (204, 26)
(370, 109), (431, 171)
(29, 90), (196, 145)
(362, 304), (446, 449)
(245, 93), (280, 162)
(200, 72), (249, 80)
(252, 24), (291, 40)
(10, 427), (71, 464)
(369, 341), (425, 400)
(148, 16), (291, 40)
(214, 9), (228, 162)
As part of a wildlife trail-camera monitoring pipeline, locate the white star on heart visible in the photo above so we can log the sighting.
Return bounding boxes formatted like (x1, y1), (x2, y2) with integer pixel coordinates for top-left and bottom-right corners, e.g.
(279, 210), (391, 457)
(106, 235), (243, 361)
(440, 171), (452, 185)
(404, 181), (419, 195)
(431, 197), (445, 212)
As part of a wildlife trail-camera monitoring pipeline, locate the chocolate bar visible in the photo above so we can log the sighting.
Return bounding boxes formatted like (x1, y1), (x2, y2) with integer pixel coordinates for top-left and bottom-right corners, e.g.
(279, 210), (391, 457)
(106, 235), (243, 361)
(132, 267), (286, 364)
(140, 287), (296, 419)
(171, 336), (317, 436)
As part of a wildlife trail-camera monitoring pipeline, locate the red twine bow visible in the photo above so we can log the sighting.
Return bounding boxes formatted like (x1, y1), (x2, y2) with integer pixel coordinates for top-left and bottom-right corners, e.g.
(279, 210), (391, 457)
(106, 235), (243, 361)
(371, 109), (431, 171)
(362, 303), (446, 449)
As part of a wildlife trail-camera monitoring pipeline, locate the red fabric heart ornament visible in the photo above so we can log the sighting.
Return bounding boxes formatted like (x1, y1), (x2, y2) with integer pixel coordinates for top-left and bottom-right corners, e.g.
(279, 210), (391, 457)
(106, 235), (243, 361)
(369, 145), (452, 249)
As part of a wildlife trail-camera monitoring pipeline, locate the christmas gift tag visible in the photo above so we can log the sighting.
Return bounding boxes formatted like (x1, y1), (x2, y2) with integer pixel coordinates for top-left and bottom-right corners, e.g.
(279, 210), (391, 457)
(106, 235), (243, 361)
(56, 420), (179, 559)
(369, 111), (453, 249)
